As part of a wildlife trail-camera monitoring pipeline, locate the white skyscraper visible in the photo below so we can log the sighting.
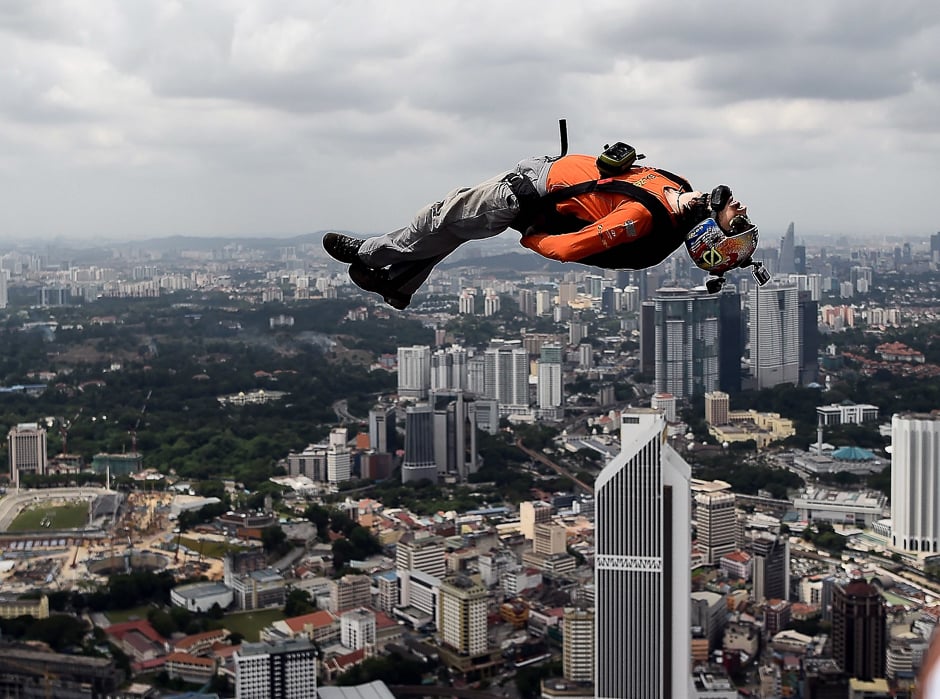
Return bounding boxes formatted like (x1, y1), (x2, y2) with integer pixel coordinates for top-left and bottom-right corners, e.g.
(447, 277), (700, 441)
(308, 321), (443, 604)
(326, 427), (351, 484)
(398, 345), (431, 399)
(438, 575), (488, 657)
(484, 343), (529, 410)
(695, 491), (737, 565)
(563, 607), (595, 684)
(891, 413), (940, 553)
(234, 639), (317, 699)
(431, 346), (468, 391)
(0, 270), (7, 309)
(748, 282), (800, 389)
(595, 409), (692, 698)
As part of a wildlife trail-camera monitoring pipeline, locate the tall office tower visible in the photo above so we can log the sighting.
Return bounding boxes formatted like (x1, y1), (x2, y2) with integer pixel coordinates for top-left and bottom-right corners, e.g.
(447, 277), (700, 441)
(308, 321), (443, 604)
(537, 343), (564, 419)
(483, 343), (529, 410)
(569, 319), (588, 346)
(326, 427), (351, 484)
(832, 579), (886, 680)
(438, 575), (488, 657)
(851, 266), (873, 294)
(586, 274), (604, 299)
(748, 282), (800, 389)
(517, 288), (536, 317)
(397, 345), (431, 399)
(467, 355), (486, 396)
(563, 607), (594, 684)
(798, 291), (820, 386)
(595, 409), (692, 698)
(431, 345), (468, 391)
(8, 422), (48, 487)
(622, 285), (640, 313)
(520, 500), (553, 540)
(0, 270), (7, 309)
(717, 287), (743, 394)
(431, 390), (478, 481)
(601, 286), (620, 316)
(751, 533), (790, 604)
(639, 301), (656, 377)
(891, 414), (940, 553)
(401, 404), (437, 484)
(793, 244), (806, 274)
(558, 281), (578, 307)
(653, 287), (720, 400)
(704, 391), (730, 426)
(932, 232), (940, 263)
(695, 491), (737, 565)
(778, 222), (796, 274)
(458, 290), (475, 315)
(368, 404), (397, 454)
(234, 639), (317, 699)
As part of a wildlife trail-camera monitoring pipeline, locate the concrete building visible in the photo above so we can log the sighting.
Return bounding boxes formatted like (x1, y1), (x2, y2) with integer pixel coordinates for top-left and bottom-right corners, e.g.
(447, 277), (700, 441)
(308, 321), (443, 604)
(484, 342), (529, 412)
(817, 403), (879, 426)
(8, 422), (48, 486)
(595, 409), (693, 698)
(650, 393), (677, 423)
(368, 405), (397, 454)
(234, 638), (317, 699)
(695, 491), (736, 565)
(430, 390), (479, 482)
(891, 413), (940, 553)
(438, 575), (488, 657)
(397, 345), (431, 399)
(520, 500), (553, 540)
(748, 282), (800, 389)
(533, 522), (567, 556)
(327, 427), (351, 484)
(537, 343), (564, 420)
(340, 608), (377, 650)
(170, 581), (234, 613)
(401, 404), (437, 484)
(704, 391), (730, 426)
(832, 578), (886, 681)
(562, 607), (594, 684)
(752, 533), (789, 604)
(431, 345), (468, 392)
(793, 487), (887, 529)
(330, 574), (372, 614)
(653, 287), (720, 400)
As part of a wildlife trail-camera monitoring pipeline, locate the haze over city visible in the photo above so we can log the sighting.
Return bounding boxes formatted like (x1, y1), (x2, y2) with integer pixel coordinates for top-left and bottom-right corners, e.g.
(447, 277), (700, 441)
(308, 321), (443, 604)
(1, 1), (939, 244)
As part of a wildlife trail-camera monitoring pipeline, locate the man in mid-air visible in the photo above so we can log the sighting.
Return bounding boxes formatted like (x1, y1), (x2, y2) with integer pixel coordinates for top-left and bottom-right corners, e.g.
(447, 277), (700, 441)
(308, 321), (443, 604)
(324, 145), (767, 309)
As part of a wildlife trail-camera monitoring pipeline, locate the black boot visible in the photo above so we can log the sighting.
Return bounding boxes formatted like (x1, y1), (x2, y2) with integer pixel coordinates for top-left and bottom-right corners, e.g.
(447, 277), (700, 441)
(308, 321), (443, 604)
(323, 233), (365, 264)
(348, 263), (412, 310)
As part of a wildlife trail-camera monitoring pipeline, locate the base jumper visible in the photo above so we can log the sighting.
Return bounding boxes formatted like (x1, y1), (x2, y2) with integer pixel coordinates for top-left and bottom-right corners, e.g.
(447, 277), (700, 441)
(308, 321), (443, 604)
(324, 138), (769, 309)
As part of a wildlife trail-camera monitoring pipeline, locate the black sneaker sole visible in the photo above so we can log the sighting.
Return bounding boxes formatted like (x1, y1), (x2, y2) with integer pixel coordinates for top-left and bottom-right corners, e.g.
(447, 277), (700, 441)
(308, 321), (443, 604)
(348, 264), (412, 310)
(323, 233), (364, 264)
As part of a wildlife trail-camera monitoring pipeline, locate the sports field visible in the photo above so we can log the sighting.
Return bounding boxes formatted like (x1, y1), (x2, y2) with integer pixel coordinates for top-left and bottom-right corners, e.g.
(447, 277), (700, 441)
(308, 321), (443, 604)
(7, 502), (89, 532)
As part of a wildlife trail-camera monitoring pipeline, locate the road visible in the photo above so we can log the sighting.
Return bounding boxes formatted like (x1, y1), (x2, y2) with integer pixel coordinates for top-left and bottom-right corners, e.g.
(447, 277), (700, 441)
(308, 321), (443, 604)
(515, 439), (594, 495)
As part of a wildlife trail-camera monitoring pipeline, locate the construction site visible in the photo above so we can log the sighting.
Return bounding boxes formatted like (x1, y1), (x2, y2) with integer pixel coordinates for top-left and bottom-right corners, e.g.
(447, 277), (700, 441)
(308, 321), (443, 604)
(0, 487), (225, 594)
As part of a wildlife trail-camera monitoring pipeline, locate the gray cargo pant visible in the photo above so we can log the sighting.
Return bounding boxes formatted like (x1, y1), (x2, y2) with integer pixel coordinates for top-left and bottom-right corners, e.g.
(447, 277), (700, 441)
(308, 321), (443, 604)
(358, 156), (552, 295)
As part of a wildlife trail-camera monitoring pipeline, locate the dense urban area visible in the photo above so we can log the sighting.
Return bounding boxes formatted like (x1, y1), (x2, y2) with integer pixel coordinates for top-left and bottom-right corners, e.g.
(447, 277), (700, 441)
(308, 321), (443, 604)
(2, 227), (940, 698)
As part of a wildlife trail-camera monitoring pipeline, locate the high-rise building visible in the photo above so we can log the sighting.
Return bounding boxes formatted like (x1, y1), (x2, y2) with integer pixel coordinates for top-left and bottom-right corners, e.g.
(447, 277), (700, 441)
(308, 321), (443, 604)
(401, 404), (437, 484)
(431, 346), (468, 391)
(483, 343), (529, 411)
(397, 534), (447, 578)
(832, 578), (886, 681)
(563, 607), (594, 684)
(0, 270), (7, 309)
(234, 639), (317, 699)
(793, 244), (806, 275)
(718, 287), (743, 394)
(891, 413), (940, 553)
(653, 287), (720, 400)
(438, 575), (488, 657)
(704, 391), (730, 426)
(748, 282), (800, 389)
(595, 409), (692, 698)
(779, 222), (796, 275)
(340, 607), (376, 650)
(751, 533), (789, 604)
(519, 500), (553, 540)
(537, 343), (564, 419)
(326, 428), (351, 484)
(650, 392), (677, 422)
(517, 288), (536, 317)
(330, 573), (372, 613)
(798, 290), (820, 386)
(398, 345), (431, 399)
(695, 491), (736, 565)
(368, 404), (397, 454)
(639, 301), (656, 377)
(8, 422), (48, 487)
(431, 390), (478, 481)
(533, 522), (567, 556)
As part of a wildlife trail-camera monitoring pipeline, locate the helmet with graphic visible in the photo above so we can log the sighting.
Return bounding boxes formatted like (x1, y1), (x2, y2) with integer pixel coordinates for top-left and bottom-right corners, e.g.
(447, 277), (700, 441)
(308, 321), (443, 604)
(685, 185), (759, 276)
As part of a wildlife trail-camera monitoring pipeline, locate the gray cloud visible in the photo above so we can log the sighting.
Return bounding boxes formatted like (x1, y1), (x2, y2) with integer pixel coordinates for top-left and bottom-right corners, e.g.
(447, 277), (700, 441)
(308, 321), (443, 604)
(0, 0), (938, 242)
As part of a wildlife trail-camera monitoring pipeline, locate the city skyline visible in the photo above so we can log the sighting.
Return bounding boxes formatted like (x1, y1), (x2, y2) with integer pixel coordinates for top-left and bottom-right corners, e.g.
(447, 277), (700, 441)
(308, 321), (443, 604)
(0, 3), (938, 244)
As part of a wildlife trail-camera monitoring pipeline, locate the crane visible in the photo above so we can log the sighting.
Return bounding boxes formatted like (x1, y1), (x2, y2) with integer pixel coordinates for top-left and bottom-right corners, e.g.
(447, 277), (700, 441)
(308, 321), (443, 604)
(129, 389), (152, 454)
(58, 408), (83, 456)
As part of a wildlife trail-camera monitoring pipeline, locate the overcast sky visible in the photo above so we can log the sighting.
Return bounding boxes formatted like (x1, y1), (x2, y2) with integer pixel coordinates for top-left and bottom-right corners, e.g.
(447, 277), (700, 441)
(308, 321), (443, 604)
(1, 1), (938, 245)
